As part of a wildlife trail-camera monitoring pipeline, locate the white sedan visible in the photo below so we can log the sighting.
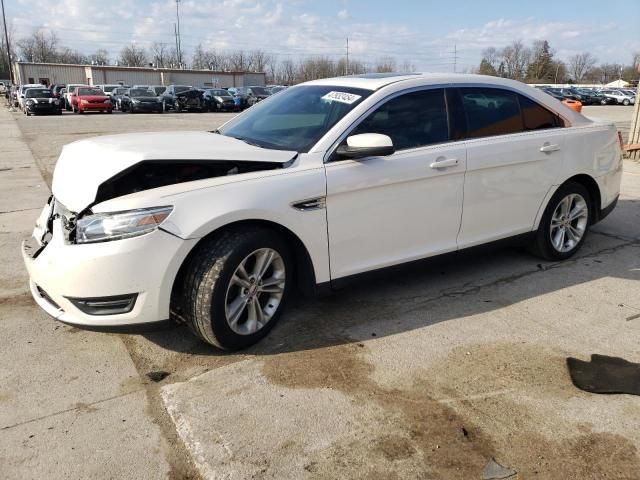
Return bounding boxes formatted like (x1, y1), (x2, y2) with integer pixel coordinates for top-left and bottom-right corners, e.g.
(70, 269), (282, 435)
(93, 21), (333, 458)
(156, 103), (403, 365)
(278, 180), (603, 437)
(22, 73), (623, 349)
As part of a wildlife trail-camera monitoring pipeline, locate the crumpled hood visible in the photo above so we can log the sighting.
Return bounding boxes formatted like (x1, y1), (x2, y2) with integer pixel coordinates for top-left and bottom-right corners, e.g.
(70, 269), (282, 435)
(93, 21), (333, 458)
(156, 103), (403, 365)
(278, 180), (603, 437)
(52, 131), (297, 212)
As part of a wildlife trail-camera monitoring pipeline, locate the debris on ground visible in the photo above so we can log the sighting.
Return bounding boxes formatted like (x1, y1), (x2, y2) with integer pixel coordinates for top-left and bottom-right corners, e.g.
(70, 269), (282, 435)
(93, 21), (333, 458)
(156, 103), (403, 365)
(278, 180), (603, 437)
(567, 355), (640, 395)
(146, 371), (170, 382)
(481, 458), (517, 479)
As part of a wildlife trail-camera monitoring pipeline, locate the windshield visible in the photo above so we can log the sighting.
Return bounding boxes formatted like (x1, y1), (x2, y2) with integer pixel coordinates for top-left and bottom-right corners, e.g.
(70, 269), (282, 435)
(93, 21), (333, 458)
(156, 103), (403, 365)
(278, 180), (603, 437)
(211, 89), (230, 96)
(153, 86), (166, 95)
(27, 90), (52, 98)
(175, 86), (191, 93)
(114, 88), (127, 95)
(130, 88), (152, 96)
(103, 86), (118, 92)
(78, 87), (104, 96)
(249, 87), (269, 96)
(219, 85), (372, 152)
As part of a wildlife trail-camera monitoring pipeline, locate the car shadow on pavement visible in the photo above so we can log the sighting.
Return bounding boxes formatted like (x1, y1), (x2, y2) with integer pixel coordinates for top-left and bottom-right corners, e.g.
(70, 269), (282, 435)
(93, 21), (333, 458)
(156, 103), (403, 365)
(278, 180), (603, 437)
(135, 199), (639, 358)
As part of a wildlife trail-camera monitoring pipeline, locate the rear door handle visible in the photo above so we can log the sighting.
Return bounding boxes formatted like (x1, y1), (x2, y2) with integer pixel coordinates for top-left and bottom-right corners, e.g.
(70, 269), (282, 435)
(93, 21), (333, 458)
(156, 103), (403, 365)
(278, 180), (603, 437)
(540, 143), (561, 153)
(430, 157), (458, 169)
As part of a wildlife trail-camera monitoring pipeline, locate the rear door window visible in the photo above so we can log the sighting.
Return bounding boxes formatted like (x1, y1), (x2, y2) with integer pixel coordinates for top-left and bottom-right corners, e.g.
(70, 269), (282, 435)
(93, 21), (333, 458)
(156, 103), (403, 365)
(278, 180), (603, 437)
(351, 88), (449, 150)
(459, 87), (523, 138)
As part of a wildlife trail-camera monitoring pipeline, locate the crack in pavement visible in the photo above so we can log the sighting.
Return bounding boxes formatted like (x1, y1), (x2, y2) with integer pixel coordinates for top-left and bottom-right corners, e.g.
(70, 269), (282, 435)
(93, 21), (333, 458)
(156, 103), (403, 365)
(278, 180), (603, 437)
(0, 207), (42, 215)
(0, 389), (144, 431)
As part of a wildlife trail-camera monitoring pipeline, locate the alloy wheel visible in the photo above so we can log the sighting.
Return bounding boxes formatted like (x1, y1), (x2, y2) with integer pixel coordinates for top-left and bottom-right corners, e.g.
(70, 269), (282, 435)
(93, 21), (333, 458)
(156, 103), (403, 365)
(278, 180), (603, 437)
(550, 193), (589, 253)
(224, 248), (286, 335)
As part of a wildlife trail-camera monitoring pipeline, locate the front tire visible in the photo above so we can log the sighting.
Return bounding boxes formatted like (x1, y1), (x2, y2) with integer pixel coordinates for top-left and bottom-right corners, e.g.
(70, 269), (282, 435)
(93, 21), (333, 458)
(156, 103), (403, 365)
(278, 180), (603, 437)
(530, 182), (591, 261)
(178, 228), (292, 350)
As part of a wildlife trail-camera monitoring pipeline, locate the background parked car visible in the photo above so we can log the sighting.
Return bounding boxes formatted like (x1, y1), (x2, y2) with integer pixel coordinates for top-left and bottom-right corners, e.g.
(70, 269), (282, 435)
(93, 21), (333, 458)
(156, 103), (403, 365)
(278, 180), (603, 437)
(161, 85), (204, 112)
(64, 84), (89, 111)
(109, 87), (129, 110)
(94, 84), (122, 97)
(203, 88), (237, 112)
(49, 83), (66, 100)
(244, 86), (272, 106)
(74, 86), (113, 114)
(120, 87), (163, 113)
(22, 88), (62, 116)
(600, 89), (635, 105)
(17, 84), (46, 109)
(150, 85), (167, 96)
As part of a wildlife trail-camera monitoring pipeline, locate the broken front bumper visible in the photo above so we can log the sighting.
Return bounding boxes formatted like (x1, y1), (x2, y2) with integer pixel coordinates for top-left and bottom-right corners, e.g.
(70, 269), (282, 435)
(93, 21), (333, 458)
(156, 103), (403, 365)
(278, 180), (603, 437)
(22, 205), (197, 327)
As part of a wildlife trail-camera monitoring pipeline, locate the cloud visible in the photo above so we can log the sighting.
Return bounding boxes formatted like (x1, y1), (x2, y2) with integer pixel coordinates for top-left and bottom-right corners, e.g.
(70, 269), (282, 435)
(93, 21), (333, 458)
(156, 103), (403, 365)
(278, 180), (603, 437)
(5, 1), (635, 71)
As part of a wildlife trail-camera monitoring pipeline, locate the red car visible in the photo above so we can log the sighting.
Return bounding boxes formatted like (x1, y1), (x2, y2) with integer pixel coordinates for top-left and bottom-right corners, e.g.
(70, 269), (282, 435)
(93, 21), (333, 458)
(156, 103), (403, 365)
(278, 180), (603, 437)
(73, 86), (113, 114)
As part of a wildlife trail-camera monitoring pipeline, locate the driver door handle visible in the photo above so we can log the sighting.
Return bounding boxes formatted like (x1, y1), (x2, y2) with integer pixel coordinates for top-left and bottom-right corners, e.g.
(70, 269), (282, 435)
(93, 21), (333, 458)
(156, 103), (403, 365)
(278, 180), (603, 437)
(540, 143), (561, 153)
(430, 157), (458, 169)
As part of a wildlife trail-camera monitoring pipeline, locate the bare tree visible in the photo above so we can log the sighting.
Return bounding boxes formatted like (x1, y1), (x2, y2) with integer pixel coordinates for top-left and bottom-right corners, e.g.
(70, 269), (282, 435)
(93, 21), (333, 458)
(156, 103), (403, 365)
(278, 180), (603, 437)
(247, 49), (269, 72)
(191, 43), (211, 69)
(229, 50), (248, 71)
(481, 47), (500, 70)
(57, 48), (87, 64)
(568, 53), (597, 82)
(150, 42), (171, 67)
(89, 49), (109, 65)
(501, 40), (530, 80)
(119, 44), (148, 67)
(17, 29), (59, 63)
(375, 56), (396, 73)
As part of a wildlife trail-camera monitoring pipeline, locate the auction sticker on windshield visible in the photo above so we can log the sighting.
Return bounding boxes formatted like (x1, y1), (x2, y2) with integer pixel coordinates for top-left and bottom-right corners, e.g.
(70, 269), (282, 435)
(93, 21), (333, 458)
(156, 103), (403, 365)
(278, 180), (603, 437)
(321, 91), (362, 104)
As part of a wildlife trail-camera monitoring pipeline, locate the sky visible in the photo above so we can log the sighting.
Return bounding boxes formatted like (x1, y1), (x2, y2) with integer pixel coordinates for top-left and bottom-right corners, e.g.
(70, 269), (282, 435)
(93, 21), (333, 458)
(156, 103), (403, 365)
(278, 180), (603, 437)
(5, 0), (640, 71)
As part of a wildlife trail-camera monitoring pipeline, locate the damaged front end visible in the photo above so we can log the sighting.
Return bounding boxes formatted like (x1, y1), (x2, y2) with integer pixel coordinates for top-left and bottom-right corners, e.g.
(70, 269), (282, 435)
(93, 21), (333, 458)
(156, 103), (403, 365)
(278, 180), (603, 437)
(94, 159), (286, 205)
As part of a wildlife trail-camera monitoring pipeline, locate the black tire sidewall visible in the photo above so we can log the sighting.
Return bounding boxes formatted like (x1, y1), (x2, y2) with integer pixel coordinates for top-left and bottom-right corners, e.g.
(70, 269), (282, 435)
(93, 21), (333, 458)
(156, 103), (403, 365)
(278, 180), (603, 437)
(537, 182), (591, 260)
(201, 231), (293, 350)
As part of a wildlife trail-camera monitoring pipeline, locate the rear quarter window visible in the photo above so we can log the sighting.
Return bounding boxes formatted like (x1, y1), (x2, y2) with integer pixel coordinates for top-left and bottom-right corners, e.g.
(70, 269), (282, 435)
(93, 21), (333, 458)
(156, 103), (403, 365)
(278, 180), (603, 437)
(518, 95), (561, 131)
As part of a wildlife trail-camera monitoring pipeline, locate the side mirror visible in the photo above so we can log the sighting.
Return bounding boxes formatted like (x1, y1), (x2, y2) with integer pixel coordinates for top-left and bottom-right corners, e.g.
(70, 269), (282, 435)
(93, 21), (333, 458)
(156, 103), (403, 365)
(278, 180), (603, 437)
(336, 133), (395, 160)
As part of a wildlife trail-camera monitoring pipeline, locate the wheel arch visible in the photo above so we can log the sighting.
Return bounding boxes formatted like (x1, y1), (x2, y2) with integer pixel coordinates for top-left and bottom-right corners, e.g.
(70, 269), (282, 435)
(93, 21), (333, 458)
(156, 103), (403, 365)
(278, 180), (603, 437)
(170, 219), (320, 314)
(534, 173), (603, 229)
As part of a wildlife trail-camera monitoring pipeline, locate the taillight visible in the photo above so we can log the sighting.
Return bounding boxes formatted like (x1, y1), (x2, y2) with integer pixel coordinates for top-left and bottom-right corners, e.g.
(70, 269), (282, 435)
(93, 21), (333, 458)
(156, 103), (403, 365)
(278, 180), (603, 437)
(617, 131), (625, 151)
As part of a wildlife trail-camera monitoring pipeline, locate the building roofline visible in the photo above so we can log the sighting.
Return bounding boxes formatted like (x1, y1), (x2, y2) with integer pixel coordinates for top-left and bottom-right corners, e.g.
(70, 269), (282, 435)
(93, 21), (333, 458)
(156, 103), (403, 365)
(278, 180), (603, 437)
(12, 61), (264, 75)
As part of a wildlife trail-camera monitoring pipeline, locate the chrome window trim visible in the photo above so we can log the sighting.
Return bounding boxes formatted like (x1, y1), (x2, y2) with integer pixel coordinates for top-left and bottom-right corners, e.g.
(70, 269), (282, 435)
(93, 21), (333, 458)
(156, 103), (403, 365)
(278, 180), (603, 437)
(321, 82), (569, 164)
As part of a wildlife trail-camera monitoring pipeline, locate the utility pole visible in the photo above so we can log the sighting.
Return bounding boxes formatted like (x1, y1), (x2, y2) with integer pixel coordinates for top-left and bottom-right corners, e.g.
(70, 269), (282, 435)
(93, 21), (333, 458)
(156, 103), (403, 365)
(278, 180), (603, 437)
(1, 0), (14, 84)
(345, 37), (349, 76)
(175, 0), (182, 67)
(629, 61), (640, 160)
(174, 24), (180, 68)
(453, 44), (457, 73)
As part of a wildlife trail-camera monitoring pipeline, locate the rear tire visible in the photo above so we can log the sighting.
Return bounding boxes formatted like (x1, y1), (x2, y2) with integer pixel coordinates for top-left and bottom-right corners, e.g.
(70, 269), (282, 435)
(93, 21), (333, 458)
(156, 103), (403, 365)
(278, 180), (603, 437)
(177, 228), (293, 350)
(529, 182), (591, 261)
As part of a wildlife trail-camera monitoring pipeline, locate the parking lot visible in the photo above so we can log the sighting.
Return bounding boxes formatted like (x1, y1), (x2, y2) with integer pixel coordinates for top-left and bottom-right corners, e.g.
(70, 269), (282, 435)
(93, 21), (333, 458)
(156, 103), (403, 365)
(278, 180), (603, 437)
(2, 105), (640, 479)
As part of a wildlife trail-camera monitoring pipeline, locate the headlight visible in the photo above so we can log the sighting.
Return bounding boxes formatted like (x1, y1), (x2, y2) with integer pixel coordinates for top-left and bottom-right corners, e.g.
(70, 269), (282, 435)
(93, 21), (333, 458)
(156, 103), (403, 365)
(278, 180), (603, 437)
(131, 98), (140, 104)
(75, 206), (173, 244)
(54, 99), (60, 105)
(80, 99), (88, 104)
(104, 99), (111, 104)
(26, 99), (35, 105)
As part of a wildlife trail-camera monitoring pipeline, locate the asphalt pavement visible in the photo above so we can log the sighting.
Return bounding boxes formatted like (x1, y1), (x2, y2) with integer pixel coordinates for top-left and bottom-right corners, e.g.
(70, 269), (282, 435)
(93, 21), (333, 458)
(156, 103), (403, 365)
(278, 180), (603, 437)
(1, 104), (639, 479)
